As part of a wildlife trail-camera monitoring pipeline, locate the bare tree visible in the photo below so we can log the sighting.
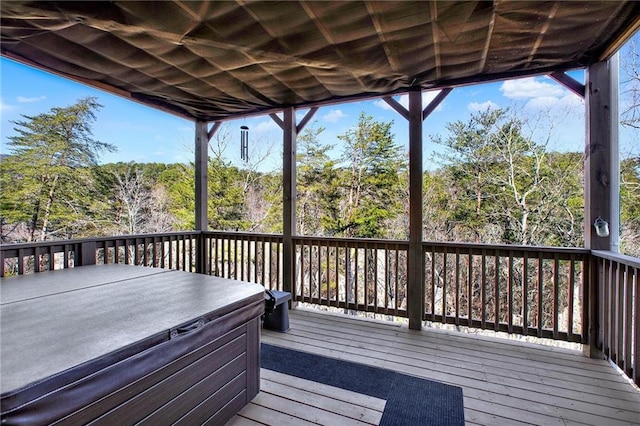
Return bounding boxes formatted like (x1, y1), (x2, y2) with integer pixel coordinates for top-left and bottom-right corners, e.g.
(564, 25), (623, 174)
(621, 33), (640, 130)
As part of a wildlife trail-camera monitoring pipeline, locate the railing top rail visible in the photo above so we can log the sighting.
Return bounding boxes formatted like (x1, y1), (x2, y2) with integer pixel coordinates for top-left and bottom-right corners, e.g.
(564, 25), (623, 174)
(1, 231), (598, 259)
(293, 235), (408, 246)
(423, 240), (590, 255)
(592, 250), (640, 268)
(0, 231), (202, 251)
(292, 235), (590, 255)
(204, 230), (283, 239)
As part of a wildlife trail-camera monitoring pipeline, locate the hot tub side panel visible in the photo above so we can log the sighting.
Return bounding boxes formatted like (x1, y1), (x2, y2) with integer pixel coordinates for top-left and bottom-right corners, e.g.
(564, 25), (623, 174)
(0, 299), (262, 425)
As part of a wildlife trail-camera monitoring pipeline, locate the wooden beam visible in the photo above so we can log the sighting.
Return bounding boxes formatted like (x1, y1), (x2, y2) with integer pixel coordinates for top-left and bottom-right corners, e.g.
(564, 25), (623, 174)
(207, 121), (222, 141)
(408, 89), (424, 330)
(423, 88), (452, 120)
(195, 120), (209, 274)
(549, 72), (585, 98)
(282, 108), (297, 295)
(382, 96), (409, 120)
(296, 107), (319, 134)
(270, 113), (285, 129)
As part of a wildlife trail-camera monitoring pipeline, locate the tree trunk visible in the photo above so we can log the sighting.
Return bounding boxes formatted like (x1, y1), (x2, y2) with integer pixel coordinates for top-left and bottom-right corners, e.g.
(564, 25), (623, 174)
(40, 174), (60, 241)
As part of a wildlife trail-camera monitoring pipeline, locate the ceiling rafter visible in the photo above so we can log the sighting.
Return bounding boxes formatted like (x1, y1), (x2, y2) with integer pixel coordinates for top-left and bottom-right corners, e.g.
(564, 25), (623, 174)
(524, 3), (559, 67)
(477, 2), (497, 74)
(364, 2), (400, 74)
(428, 1), (441, 81)
(298, 1), (369, 92)
(236, 1), (334, 102)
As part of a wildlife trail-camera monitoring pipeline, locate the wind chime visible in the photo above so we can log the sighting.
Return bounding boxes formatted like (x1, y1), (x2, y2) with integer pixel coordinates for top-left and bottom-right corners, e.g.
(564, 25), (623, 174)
(240, 125), (249, 162)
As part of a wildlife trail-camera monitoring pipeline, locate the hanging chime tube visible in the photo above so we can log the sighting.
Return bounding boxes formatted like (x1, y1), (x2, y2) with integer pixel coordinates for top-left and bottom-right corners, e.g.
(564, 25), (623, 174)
(240, 125), (249, 161)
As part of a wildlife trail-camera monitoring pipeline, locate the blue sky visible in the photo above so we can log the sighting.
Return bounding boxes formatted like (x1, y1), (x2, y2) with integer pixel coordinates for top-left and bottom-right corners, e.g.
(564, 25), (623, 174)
(1, 54), (631, 172)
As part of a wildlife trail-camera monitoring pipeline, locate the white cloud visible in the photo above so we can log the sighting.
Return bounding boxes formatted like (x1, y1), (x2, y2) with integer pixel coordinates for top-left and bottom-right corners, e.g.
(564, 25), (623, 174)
(16, 95), (46, 103)
(500, 77), (564, 100)
(0, 98), (13, 111)
(524, 96), (561, 110)
(499, 76), (585, 115)
(467, 100), (499, 112)
(323, 109), (346, 123)
(253, 119), (279, 133)
(373, 99), (391, 110)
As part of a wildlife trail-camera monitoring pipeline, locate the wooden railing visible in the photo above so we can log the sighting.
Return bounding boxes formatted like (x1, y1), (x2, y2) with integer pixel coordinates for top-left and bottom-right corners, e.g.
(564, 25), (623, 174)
(293, 237), (589, 342)
(294, 236), (409, 317)
(0, 232), (593, 345)
(95, 232), (200, 271)
(422, 242), (589, 343)
(203, 231), (283, 291)
(4, 232), (639, 384)
(592, 250), (639, 386)
(0, 232), (200, 277)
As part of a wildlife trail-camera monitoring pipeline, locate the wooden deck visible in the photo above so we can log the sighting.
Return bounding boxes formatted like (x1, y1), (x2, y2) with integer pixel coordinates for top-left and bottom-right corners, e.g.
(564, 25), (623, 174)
(228, 308), (640, 426)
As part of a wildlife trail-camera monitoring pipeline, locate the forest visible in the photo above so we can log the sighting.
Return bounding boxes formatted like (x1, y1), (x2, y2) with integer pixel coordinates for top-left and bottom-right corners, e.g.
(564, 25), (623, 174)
(1, 96), (639, 258)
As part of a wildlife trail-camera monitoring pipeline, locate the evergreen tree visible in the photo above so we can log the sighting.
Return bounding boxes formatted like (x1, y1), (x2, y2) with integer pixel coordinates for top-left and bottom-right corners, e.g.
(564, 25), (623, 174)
(332, 113), (406, 239)
(0, 97), (116, 241)
(296, 123), (339, 236)
(159, 163), (195, 230)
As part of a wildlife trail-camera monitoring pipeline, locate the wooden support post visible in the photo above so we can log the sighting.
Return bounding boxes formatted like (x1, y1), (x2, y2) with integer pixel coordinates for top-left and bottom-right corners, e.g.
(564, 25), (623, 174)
(384, 89), (451, 330)
(282, 108), (297, 295)
(195, 120), (209, 274)
(584, 54), (619, 357)
(408, 89), (424, 330)
(78, 241), (96, 266)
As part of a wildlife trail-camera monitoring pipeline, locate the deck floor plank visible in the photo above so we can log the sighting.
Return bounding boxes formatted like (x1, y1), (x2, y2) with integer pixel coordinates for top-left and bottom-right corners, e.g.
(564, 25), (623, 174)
(228, 308), (640, 426)
(273, 322), (640, 416)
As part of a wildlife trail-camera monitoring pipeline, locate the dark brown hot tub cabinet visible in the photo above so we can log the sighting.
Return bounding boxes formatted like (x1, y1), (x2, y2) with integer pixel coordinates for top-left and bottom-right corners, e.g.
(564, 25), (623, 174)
(0, 264), (265, 425)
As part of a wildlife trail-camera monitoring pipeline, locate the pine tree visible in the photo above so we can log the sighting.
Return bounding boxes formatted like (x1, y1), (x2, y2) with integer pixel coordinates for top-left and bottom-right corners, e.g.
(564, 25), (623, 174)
(333, 113), (406, 239)
(0, 97), (116, 241)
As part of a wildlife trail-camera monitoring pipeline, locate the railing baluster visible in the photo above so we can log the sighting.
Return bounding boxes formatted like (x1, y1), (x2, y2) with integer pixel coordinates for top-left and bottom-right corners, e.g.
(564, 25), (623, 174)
(467, 253), (473, 326)
(634, 266), (639, 386)
(552, 254), (559, 339)
(442, 247), (447, 321)
(373, 247), (379, 312)
(616, 261), (625, 365)
(568, 255), (575, 339)
(18, 248), (25, 275)
(454, 248), (460, 326)
(537, 253), (543, 338)
(522, 252), (529, 335)
(494, 253), (499, 332)
(623, 264), (633, 375)
(508, 252), (513, 334)
(335, 243), (346, 307)
(393, 246), (400, 315)
(49, 245), (55, 270)
(481, 249), (486, 330)
(34, 248), (40, 273)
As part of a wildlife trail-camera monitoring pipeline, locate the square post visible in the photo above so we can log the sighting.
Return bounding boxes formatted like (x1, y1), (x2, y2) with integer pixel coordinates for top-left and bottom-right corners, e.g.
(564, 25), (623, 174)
(282, 108), (297, 295)
(584, 54), (620, 357)
(408, 89), (424, 330)
(195, 120), (209, 274)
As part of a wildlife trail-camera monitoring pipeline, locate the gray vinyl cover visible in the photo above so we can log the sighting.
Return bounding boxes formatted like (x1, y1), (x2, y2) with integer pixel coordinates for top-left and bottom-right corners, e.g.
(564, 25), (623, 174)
(0, 264), (264, 424)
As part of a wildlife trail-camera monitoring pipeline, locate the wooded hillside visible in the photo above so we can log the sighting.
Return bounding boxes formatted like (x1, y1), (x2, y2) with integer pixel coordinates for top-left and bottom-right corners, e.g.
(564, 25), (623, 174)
(1, 99), (638, 257)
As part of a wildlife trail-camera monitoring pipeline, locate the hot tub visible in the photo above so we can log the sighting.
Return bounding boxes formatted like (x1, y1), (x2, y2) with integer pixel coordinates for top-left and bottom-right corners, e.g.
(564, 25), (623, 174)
(1, 264), (264, 425)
